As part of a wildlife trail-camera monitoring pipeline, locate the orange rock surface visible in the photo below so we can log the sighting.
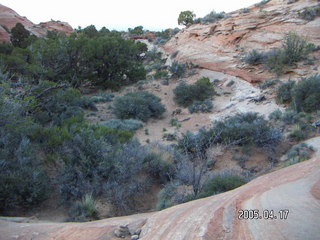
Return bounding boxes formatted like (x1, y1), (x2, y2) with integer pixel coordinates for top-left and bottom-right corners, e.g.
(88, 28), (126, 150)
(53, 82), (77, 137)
(163, 0), (320, 83)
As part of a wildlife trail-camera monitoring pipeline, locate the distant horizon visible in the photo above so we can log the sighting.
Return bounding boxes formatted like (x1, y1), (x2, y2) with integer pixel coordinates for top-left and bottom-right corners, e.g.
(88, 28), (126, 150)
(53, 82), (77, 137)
(1, 0), (261, 31)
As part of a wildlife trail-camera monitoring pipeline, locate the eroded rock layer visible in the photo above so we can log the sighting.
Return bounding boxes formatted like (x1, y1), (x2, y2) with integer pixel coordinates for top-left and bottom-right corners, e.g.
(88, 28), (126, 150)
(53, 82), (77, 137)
(163, 0), (320, 83)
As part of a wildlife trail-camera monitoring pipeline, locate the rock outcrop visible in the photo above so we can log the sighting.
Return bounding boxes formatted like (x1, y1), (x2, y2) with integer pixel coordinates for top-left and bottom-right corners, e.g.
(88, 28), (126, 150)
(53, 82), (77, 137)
(0, 157), (319, 239)
(0, 4), (73, 42)
(163, 0), (320, 83)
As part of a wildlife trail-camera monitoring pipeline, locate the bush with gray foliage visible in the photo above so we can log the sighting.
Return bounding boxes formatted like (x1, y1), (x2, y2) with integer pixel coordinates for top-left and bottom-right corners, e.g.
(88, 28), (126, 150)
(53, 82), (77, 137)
(113, 91), (166, 122)
(188, 99), (213, 113)
(173, 77), (215, 107)
(103, 119), (144, 132)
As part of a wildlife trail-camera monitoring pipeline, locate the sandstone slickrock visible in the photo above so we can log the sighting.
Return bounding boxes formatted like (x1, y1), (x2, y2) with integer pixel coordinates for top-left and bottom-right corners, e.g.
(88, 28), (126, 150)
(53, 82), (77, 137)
(0, 157), (319, 240)
(163, 0), (320, 83)
(0, 4), (73, 42)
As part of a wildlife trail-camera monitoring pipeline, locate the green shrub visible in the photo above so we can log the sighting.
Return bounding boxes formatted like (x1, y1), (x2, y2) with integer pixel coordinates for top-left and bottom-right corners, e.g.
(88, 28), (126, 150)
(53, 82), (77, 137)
(103, 119), (144, 132)
(188, 99), (213, 113)
(281, 110), (300, 124)
(299, 7), (320, 20)
(79, 97), (98, 111)
(10, 23), (33, 49)
(113, 91), (166, 122)
(5, 31), (147, 88)
(145, 47), (162, 62)
(0, 98), (50, 211)
(265, 33), (314, 75)
(241, 8), (250, 13)
(0, 42), (13, 55)
(91, 92), (114, 103)
(68, 193), (99, 222)
(291, 75), (320, 112)
(145, 61), (164, 72)
(289, 124), (307, 141)
(58, 128), (113, 202)
(154, 38), (167, 45)
(170, 118), (181, 128)
(173, 83), (192, 106)
(56, 124), (132, 202)
(82, 36), (147, 88)
(269, 109), (283, 120)
(0, 72), (162, 216)
(282, 32), (314, 65)
(173, 77), (215, 107)
(156, 182), (185, 210)
(255, 0), (270, 7)
(163, 132), (177, 141)
(243, 50), (266, 65)
(178, 11), (196, 26)
(163, 173), (247, 206)
(258, 79), (278, 89)
(264, 49), (287, 75)
(212, 112), (282, 149)
(143, 152), (175, 184)
(104, 142), (153, 215)
(276, 75), (320, 113)
(276, 80), (295, 104)
(245, 33), (314, 75)
(169, 61), (187, 78)
(0, 138), (50, 211)
(194, 11), (225, 24)
(154, 70), (169, 79)
(199, 175), (246, 197)
(232, 154), (250, 168)
(128, 26), (144, 36)
(94, 125), (133, 144)
(177, 128), (215, 155)
(284, 143), (313, 165)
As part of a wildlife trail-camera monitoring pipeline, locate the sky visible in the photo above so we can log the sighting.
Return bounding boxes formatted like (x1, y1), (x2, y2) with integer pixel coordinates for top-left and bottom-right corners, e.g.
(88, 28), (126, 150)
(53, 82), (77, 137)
(1, 0), (261, 31)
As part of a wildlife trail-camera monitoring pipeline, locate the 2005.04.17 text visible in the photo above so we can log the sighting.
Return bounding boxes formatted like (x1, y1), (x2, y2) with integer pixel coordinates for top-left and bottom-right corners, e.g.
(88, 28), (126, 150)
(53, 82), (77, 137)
(238, 209), (289, 220)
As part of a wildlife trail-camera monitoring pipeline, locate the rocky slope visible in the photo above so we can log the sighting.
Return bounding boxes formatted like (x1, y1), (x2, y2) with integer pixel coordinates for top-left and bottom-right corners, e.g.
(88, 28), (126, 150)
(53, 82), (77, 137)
(0, 157), (319, 240)
(0, 4), (73, 42)
(164, 0), (320, 83)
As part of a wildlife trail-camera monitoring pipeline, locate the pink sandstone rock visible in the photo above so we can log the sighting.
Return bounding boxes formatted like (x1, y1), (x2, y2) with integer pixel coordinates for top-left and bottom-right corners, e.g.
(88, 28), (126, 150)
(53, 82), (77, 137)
(163, 0), (320, 83)
(0, 4), (73, 42)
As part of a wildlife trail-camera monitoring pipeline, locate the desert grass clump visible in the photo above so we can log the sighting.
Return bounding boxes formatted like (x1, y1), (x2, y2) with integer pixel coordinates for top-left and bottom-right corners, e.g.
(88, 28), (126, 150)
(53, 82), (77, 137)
(243, 49), (266, 65)
(173, 77), (215, 107)
(103, 119), (144, 132)
(68, 193), (99, 222)
(91, 92), (114, 103)
(188, 99), (213, 113)
(169, 61), (187, 78)
(289, 124), (306, 141)
(276, 80), (295, 104)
